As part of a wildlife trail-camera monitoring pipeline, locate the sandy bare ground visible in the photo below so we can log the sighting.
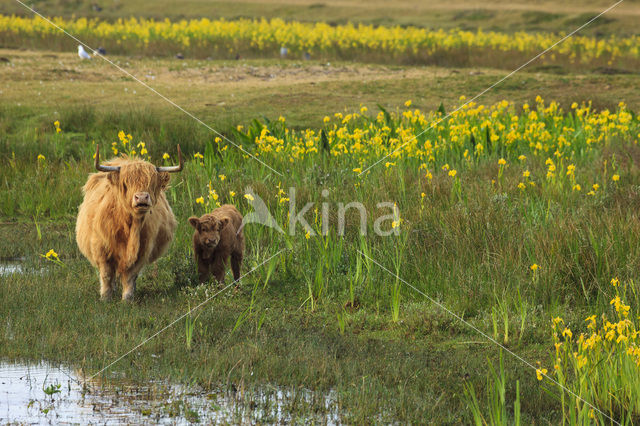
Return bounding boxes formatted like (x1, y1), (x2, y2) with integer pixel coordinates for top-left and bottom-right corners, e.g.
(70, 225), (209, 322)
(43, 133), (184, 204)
(0, 49), (454, 87)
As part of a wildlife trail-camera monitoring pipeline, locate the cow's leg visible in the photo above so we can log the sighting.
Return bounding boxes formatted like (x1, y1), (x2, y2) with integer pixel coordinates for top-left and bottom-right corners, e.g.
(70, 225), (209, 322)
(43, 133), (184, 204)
(230, 251), (242, 281)
(211, 257), (227, 284)
(121, 264), (143, 301)
(98, 261), (116, 300)
(149, 224), (172, 264)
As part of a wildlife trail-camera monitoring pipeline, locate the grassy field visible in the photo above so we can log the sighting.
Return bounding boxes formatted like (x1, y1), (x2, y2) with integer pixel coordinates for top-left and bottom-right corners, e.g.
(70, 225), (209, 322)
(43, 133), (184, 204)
(2, 49), (639, 131)
(2, 2), (640, 424)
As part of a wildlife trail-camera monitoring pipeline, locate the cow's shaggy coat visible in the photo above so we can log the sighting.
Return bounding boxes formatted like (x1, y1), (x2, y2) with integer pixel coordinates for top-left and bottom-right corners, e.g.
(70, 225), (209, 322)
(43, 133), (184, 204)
(76, 157), (177, 300)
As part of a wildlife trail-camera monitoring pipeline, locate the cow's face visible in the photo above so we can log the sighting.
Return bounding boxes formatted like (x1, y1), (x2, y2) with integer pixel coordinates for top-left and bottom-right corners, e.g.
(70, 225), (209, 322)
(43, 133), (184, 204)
(108, 163), (170, 215)
(189, 215), (229, 250)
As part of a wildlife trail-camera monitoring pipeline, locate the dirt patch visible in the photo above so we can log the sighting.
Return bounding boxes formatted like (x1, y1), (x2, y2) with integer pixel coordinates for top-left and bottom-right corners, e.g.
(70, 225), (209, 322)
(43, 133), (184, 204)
(0, 48), (457, 89)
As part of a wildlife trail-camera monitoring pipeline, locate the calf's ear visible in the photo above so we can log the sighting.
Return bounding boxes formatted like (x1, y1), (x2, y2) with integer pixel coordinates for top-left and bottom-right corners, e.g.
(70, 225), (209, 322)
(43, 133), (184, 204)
(188, 217), (200, 228)
(218, 217), (230, 230)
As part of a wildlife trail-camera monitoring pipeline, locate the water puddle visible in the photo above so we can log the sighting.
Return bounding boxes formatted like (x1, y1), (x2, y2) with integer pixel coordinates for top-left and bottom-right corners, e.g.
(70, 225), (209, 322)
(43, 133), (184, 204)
(0, 258), (25, 275)
(0, 361), (340, 424)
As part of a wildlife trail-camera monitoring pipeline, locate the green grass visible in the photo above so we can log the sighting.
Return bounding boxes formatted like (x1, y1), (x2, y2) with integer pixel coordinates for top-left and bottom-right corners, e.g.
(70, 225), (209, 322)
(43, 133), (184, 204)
(2, 46), (640, 422)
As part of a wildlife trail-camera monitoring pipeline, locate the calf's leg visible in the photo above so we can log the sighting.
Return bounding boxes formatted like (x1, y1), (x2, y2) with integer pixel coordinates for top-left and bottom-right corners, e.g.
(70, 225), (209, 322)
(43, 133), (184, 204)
(230, 251), (243, 281)
(197, 261), (210, 284)
(211, 257), (227, 284)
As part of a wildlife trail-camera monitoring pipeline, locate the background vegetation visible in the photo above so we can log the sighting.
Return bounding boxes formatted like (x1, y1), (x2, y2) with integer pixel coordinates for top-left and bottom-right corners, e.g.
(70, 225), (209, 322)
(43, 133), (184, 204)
(1, 14), (640, 71)
(3, 0), (640, 37)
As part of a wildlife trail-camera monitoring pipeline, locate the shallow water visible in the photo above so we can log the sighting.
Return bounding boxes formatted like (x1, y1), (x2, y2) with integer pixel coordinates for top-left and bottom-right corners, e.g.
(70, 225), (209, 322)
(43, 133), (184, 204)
(0, 259), (25, 275)
(0, 361), (340, 424)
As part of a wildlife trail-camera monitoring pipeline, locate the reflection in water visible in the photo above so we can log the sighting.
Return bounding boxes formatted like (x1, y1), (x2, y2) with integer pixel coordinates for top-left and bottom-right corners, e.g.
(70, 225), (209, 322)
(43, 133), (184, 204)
(0, 361), (340, 424)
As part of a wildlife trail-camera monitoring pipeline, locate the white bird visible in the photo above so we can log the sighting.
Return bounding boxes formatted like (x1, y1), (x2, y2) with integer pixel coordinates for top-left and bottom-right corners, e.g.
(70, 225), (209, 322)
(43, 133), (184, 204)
(77, 45), (91, 60)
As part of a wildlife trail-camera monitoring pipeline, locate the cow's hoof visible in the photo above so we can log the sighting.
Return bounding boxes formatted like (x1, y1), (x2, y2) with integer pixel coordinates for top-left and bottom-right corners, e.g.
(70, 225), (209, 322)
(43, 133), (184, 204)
(122, 293), (135, 302)
(100, 292), (113, 301)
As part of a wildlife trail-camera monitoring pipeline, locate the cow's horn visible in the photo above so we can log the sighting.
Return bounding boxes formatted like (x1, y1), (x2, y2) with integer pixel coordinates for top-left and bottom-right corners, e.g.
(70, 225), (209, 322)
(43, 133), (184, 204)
(94, 145), (120, 172)
(156, 145), (183, 173)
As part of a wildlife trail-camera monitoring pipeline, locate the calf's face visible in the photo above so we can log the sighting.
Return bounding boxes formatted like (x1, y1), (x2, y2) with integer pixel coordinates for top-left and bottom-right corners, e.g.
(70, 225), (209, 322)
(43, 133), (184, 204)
(189, 215), (230, 250)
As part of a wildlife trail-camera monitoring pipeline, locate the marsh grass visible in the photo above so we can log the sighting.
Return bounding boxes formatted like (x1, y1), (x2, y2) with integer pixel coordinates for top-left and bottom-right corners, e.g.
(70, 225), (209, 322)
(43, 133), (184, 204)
(185, 305), (200, 351)
(464, 351), (522, 425)
(2, 86), (640, 421)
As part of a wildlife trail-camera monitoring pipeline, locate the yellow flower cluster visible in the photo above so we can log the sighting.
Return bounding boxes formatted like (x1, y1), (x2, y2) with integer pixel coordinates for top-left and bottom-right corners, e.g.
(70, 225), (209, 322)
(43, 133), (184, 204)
(195, 180), (223, 209)
(542, 278), (640, 418)
(241, 99), (636, 183)
(2, 15), (639, 62)
(44, 249), (58, 260)
(41, 248), (65, 267)
(112, 130), (149, 158)
(98, 130), (152, 160)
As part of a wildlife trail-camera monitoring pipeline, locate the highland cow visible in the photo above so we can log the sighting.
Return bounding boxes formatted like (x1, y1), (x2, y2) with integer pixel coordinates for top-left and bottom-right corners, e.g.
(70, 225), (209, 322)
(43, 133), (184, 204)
(76, 145), (183, 301)
(188, 204), (244, 284)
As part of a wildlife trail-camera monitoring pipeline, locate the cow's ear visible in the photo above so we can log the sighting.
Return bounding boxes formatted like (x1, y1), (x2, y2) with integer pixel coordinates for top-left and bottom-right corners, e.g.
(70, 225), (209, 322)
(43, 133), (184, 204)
(218, 217), (230, 230)
(157, 172), (170, 190)
(188, 217), (200, 229)
(107, 171), (119, 185)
